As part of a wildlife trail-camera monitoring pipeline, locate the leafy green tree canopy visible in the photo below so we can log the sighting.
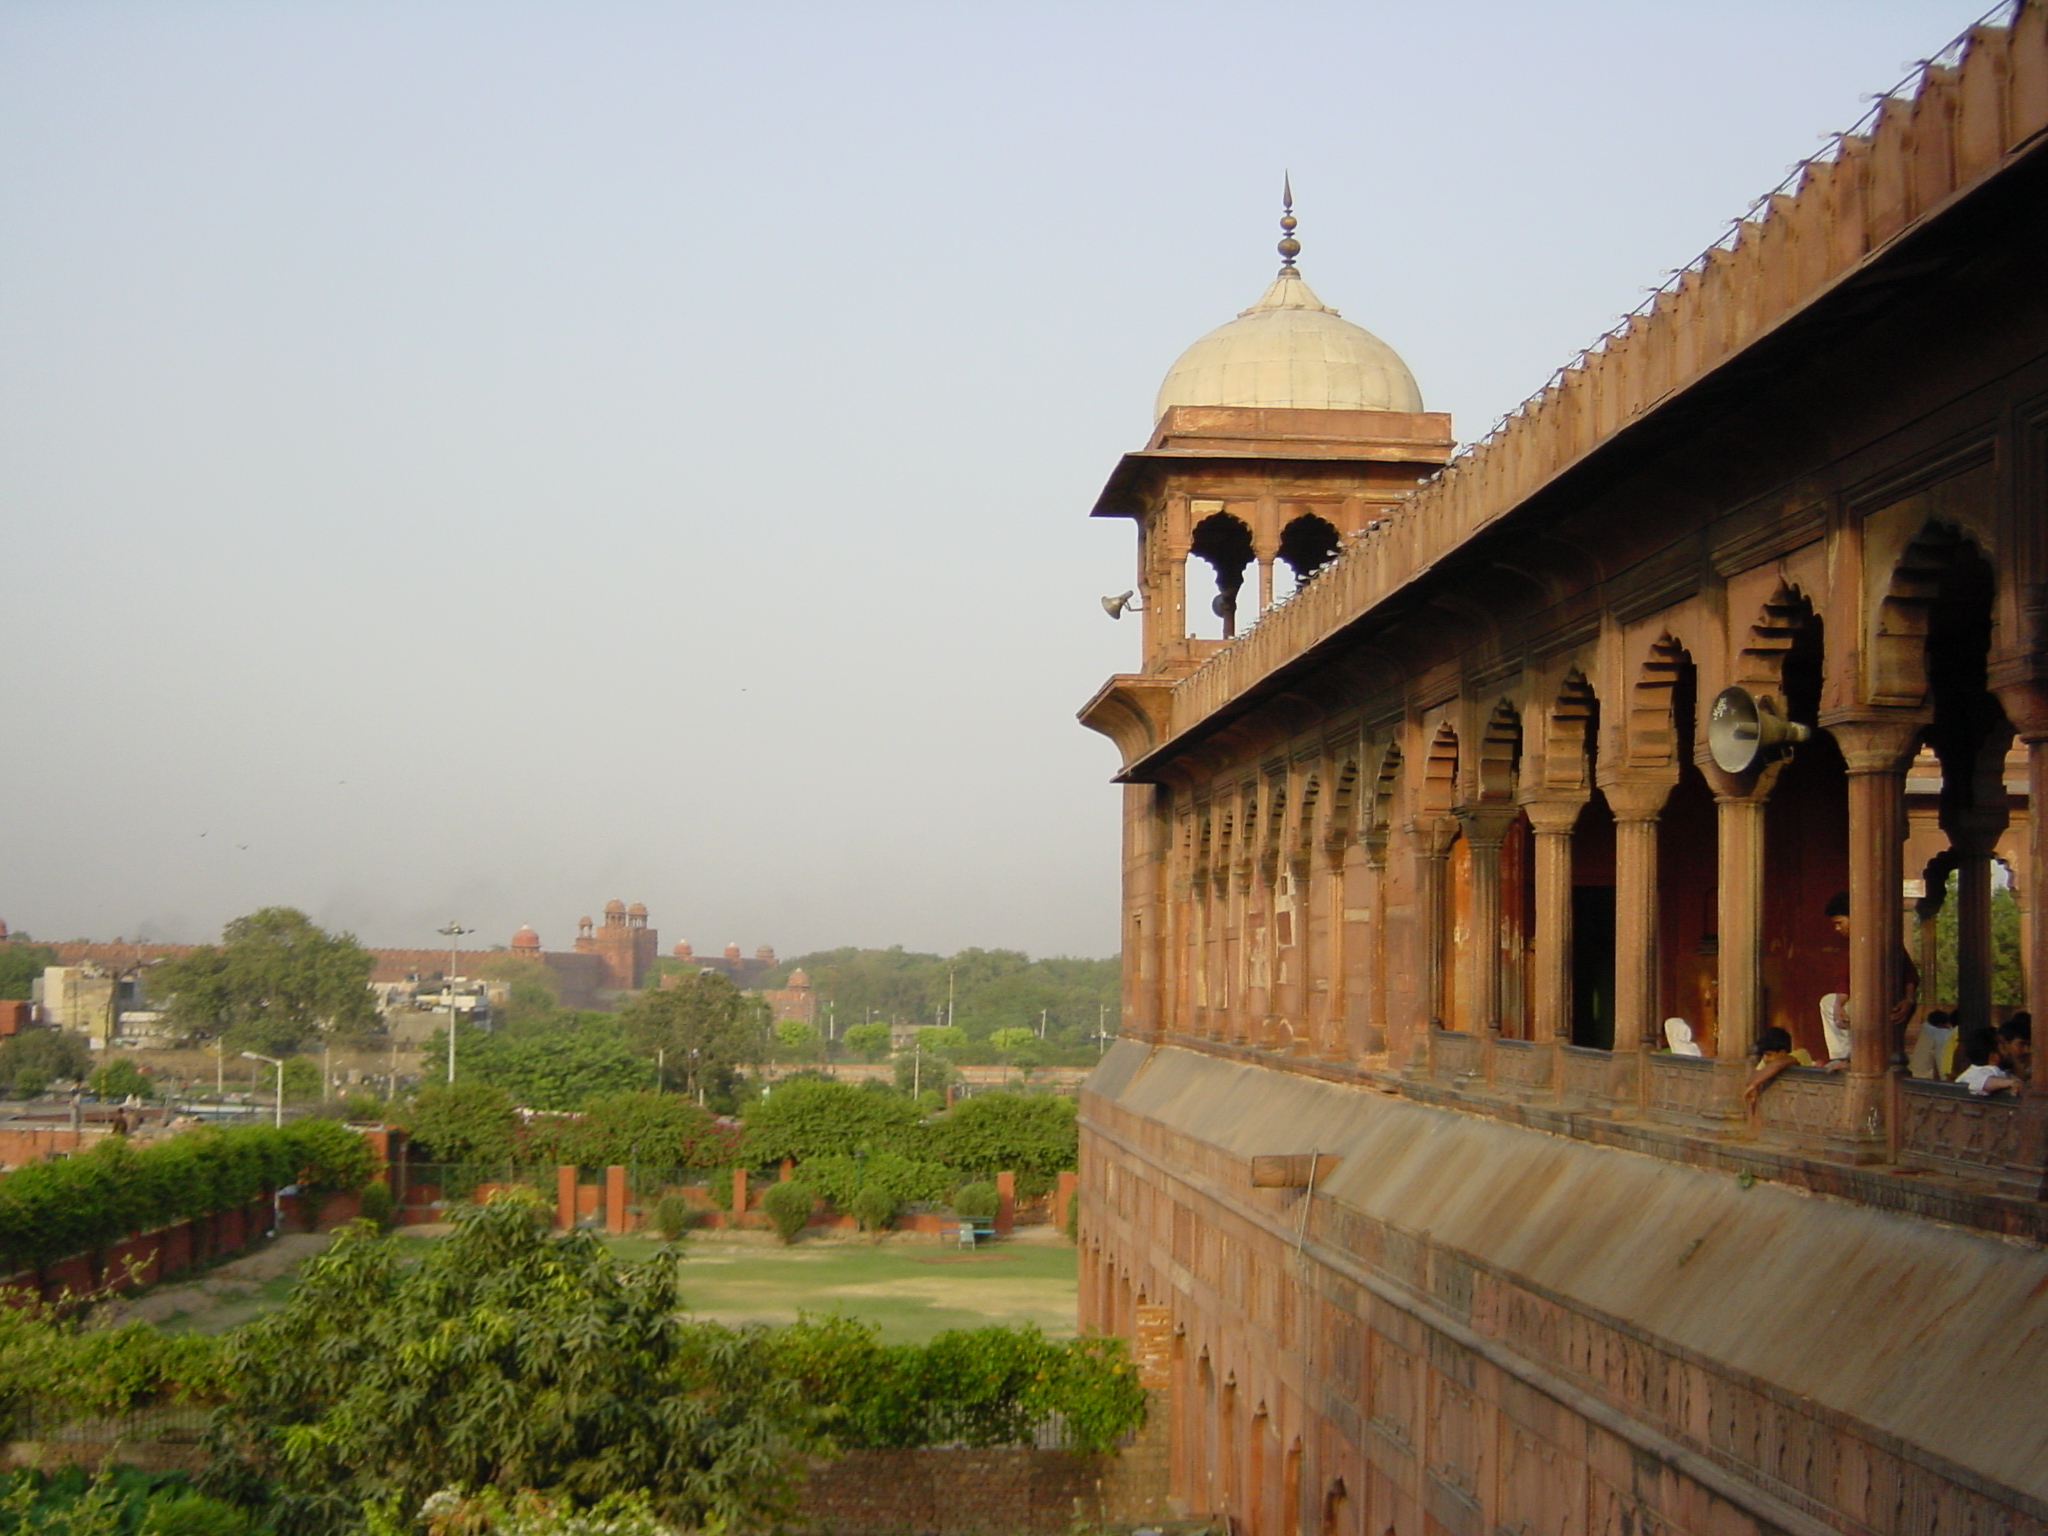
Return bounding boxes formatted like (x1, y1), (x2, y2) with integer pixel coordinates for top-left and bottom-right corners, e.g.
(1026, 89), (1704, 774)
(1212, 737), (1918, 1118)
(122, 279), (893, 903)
(0, 1031), (90, 1094)
(841, 1021), (892, 1060)
(205, 1195), (820, 1535)
(928, 1092), (1078, 1189)
(740, 1079), (925, 1166)
(154, 909), (375, 1057)
(524, 1091), (737, 1173)
(400, 1082), (519, 1167)
(617, 973), (766, 1106)
(86, 1058), (154, 1102)
(0, 945), (58, 1003)
(455, 1028), (648, 1112)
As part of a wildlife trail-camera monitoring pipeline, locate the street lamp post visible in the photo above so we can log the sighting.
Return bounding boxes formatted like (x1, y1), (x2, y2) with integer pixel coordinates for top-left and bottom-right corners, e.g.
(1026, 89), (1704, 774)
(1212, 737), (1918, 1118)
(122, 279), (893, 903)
(240, 1050), (284, 1128)
(437, 922), (474, 1084)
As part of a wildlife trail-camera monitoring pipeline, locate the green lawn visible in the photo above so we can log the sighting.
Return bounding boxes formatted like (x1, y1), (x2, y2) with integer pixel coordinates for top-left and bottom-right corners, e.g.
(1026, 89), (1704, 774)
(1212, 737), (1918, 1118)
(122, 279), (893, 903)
(623, 1233), (1080, 1342)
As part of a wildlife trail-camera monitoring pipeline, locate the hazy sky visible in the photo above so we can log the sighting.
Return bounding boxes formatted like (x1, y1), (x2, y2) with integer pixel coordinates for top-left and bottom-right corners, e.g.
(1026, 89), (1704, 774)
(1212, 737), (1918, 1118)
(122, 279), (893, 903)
(0, 0), (1981, 959)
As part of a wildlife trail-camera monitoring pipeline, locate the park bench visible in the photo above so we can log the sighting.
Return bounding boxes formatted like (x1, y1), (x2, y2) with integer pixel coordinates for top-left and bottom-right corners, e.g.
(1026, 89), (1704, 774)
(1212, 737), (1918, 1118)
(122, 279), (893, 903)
(940, 1218), (998, 1248)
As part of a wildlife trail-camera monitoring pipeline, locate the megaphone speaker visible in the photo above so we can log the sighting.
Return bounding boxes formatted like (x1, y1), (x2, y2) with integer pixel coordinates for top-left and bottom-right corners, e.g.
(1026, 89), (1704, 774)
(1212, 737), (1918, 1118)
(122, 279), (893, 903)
(1708, 686), (1811, 773)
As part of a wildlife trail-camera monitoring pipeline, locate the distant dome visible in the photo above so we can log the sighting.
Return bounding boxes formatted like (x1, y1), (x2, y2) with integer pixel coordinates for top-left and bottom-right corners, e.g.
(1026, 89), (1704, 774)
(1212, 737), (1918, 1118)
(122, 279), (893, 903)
(1154, 266), (1422, 422)
(788, 968), (811, 988)
(511, 925), (541, 952)
(674, 940), (695, 958)
(723, 942), (742, 960)
(604, 899), (626, 915)
(627, 902), (647, 917)
(756, 945), (776, 961)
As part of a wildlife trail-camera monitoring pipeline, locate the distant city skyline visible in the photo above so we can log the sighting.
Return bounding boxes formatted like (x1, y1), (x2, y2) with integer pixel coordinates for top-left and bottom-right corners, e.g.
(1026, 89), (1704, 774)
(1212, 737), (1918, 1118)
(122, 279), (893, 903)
(0, 0), (1978, 957)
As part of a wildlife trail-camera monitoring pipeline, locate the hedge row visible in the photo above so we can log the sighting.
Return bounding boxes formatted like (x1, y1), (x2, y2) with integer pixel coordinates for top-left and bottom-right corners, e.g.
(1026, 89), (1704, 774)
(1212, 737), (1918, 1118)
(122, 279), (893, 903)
(0, 1120), (377, 1271)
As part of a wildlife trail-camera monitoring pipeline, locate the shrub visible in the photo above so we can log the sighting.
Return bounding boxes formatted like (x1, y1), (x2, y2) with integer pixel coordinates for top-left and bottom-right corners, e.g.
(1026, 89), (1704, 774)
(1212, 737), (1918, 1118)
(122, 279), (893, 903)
(87, 1058), (154, 1102)
(795, 1151), (955, 1212)
(358, 1180), (393, 1229)
(849, 1184), (896, 1235)
(139, 1490), (264, 1536)
(759, 1180), (814, 1245)
(12, 1071), (46, 1100)
(0, 1121), (377, 1272)
(652, 1193), (695, 1241)
(951, 1181), (999, 1223)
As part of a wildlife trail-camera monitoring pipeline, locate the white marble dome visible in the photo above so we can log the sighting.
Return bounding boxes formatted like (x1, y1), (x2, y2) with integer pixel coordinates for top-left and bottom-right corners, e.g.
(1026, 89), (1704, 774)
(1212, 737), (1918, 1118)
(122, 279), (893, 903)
(1155, 267), (1423, 422)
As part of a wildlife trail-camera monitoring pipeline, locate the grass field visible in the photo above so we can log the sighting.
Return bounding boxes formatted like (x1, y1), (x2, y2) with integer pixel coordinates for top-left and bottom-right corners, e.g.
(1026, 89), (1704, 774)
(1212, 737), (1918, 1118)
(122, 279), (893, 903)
(132, 1228), (1080, 1343)
(622, 1232), (1080, 1342)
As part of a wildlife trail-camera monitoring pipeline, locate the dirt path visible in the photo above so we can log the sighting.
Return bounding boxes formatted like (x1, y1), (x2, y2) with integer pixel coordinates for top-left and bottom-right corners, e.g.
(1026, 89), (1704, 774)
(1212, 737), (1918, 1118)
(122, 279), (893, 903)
(102, 1232), (336, 1332)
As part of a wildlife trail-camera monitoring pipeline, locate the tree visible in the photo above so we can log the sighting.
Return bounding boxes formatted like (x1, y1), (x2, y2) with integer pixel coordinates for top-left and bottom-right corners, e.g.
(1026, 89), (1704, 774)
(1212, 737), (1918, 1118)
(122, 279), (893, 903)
(456, 1028), (648, 1111)
(522, 1091), (737, 1173)
(741, 1079), (926, 1166)
(154, 909), (375, 1057)
(918, 1025), (967, 1056)
(772, 1019), (821, 1059)
(986, 1027), (1037, 1057)
(0, 945), (57, 1002)
(842, 1021), (892, 1060)
(0, 1031), (91, 1094)
(617, 973), (767, 1108)
(204, 1195), (821, 1534)
(86, 1058), (154, 1101)
(400, 1082), (519, 1167)
(928, 1092), (1078, 1198)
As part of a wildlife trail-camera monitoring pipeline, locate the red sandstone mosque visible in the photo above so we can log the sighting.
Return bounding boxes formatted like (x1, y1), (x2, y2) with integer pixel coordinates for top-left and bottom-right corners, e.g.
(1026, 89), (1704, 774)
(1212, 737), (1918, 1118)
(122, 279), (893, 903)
(1079, 12), (2048, 1534)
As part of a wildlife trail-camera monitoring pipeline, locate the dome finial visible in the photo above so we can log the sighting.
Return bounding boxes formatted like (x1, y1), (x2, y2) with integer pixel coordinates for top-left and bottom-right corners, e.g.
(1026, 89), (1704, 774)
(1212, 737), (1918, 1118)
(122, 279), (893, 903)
(1277, 173), (1301, 274)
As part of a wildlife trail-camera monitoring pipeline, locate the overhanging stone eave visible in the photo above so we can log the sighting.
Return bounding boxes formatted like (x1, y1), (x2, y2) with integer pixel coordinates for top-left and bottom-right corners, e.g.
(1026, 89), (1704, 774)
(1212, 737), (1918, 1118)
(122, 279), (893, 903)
(1088, 444), (1457, 520)
(1114, 134), (2048, 781)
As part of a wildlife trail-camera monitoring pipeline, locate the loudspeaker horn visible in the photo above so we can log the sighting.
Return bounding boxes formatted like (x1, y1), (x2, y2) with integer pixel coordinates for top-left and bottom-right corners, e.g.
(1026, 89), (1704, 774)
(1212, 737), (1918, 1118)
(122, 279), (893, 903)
(1101, 590), (1144, 619)
(1707, 686), (1810, 773)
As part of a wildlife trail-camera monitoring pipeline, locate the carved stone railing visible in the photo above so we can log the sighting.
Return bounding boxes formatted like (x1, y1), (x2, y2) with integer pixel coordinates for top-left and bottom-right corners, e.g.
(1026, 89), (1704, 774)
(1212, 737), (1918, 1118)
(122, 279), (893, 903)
(1491, 1038), (1552, 1093)
(1645, 1054), (1721, 1126)
(1753, 1068), (1843, 1144)
(1559, 1045), (1612, 1106)
(1433, 1030), (1482, 1080)
(1897, 1079), (2024, 1181)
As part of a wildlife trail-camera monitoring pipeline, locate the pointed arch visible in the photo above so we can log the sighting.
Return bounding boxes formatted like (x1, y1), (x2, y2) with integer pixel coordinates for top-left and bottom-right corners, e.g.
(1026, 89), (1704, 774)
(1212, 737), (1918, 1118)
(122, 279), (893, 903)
(1421, 723), (1460, 820)
(1736, 583), (1824, 721)
(1324, 754), (1361, 858)
(1872, 520), (1996, 708)
(1628, 638), (1696, 772)
(1476, 700), (1523, 803)
(1544, 670), (1599, 792)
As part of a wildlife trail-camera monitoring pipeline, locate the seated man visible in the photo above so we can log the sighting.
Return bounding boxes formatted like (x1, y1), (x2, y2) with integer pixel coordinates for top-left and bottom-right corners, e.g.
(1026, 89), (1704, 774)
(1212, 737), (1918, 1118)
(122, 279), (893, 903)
(1955, 1026), (2022, 1096)
(1997, 1012), (2032, 1083)
(1818, 892), (1920, 1071)
(1909, 1008), (1956, 1081)
(1743, 1026), (1803, 1109)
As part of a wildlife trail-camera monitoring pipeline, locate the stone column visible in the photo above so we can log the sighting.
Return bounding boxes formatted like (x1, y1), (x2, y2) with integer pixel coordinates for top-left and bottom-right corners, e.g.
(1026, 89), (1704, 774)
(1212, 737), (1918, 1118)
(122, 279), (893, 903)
(1352, 834), (1386, 1058)
(1706, 768), (1776, 1101)
(1315, 847), (1346, 1059)
(1406, 819), (1458, 1070)
(1455, 808), (1519, 1035)
(1832, 719), (1919, 1157)
(1606, 780), (1675, 1054)
(1521, 800), (1584, 1044)
(1991, 681), (2048, 1198)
